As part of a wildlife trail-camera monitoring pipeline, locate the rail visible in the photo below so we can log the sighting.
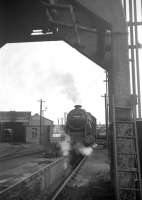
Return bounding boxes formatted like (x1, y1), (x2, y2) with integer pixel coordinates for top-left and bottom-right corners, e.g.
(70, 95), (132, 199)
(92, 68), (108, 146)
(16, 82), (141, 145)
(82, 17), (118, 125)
(0, 150), (43, 161)
(51, 156), (87, 200)
(0, 157), (65, 200)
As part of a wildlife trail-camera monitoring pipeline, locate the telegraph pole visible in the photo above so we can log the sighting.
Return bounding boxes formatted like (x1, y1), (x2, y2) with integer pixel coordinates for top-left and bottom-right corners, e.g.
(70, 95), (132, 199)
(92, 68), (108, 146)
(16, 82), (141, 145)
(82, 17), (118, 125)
(38, 99), (46, 144)
(102, 71), (109, 147)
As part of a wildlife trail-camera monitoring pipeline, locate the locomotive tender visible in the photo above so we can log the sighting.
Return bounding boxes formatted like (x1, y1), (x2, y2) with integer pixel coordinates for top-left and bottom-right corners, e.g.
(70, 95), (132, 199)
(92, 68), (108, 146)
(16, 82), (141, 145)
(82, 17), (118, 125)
(66, 105), (97, 147)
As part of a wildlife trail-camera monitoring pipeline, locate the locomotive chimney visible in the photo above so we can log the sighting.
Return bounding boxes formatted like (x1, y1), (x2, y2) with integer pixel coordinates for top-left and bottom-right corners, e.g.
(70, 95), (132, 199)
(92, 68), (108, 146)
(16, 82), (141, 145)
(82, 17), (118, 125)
(74, 105), (82, 109)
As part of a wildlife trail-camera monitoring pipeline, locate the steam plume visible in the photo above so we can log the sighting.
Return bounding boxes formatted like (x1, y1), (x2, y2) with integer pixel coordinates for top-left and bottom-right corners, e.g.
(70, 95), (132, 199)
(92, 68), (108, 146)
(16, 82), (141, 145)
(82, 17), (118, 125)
(59, 134), (71, 169)
(79, 146), (93, 156)
(51, 71), (81, 104)
(75, 142), (98, 156)
(59, 134), (71, 156)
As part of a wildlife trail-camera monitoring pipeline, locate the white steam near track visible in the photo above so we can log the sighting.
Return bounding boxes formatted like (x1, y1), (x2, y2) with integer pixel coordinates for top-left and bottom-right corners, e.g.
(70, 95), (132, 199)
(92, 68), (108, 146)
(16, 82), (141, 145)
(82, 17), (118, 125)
(59, 133), (98, 158)
(59, 134), (71, 156)
(75, 143), (98, 156)
(59, 134), (71, 169)
(79, 146), (93, 156)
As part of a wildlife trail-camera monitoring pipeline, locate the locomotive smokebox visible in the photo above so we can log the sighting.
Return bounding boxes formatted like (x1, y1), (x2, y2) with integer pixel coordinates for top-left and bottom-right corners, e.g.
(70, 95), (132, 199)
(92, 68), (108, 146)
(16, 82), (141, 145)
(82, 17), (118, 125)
(67, 105), (86, 130)
(74, 105), (82, 109)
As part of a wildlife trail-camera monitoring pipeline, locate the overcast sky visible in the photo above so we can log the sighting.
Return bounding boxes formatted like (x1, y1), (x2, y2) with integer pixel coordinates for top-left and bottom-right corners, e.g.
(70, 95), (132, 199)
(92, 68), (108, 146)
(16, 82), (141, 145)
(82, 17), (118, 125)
(0, 41), (106, 124)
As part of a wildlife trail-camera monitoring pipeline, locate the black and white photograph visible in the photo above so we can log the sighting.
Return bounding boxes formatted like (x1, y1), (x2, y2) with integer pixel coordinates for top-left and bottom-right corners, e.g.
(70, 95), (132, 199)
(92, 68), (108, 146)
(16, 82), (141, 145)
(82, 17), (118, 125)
(0, 0), (142, 199)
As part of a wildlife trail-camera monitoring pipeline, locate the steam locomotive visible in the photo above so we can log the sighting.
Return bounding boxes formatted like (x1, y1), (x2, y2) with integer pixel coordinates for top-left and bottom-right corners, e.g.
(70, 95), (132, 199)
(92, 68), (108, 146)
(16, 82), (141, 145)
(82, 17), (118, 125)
(66, 105), (97, 147)
(66, 105), (97, 166)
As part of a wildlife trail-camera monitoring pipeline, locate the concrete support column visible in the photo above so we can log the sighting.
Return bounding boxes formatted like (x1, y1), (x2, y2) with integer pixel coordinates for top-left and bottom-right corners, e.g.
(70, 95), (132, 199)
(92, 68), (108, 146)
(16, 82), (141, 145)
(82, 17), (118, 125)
(108, 30), (131, 121)
(112, 31), (130, 106)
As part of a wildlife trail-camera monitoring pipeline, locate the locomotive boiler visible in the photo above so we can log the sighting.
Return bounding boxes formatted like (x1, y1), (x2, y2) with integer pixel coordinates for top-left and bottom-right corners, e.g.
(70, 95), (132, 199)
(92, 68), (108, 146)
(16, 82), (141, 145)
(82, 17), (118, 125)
(66, 105), (96, 147)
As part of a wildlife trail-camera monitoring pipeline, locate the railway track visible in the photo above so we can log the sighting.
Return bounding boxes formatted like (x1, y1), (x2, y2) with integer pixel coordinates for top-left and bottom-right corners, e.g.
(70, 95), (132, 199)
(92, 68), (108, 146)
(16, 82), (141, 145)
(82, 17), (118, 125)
(49, 149), (114, 200)
(0, 149), (44, 161)
(0, 143), (44, 161)
(0, 151), (43, 161)
(51, 156), (87, 200)
(0, 158), (65, 200)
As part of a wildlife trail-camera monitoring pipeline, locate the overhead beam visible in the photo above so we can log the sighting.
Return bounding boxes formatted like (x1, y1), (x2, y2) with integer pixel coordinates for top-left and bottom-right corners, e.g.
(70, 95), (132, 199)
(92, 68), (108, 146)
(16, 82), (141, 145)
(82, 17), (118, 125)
(75, 0), (130, 108)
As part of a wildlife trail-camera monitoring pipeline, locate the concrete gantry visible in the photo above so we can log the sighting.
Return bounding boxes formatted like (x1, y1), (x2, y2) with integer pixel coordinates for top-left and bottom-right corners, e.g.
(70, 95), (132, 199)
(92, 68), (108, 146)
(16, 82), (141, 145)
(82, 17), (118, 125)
(75, 0), (131, 112)
(0, 0), (131, 115)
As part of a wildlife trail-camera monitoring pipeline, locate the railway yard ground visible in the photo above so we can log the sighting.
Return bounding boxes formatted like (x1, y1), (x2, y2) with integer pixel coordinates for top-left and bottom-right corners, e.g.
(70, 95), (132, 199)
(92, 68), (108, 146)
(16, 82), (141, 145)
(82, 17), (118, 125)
(0, 143), (44, 160)
(53, 145), (114, 200)
(0, 143), (56, 192)
(0, 143), (115, 200)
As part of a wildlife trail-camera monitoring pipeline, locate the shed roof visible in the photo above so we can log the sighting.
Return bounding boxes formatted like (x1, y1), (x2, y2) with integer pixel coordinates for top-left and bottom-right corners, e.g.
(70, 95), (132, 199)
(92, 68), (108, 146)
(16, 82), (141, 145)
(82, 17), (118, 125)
(31, 113), (53, 123)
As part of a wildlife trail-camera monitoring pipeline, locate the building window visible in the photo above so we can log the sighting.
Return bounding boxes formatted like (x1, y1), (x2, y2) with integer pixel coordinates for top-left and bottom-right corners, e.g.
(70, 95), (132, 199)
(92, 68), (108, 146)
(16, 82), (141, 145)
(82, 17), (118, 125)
(32, 128), (37, 138)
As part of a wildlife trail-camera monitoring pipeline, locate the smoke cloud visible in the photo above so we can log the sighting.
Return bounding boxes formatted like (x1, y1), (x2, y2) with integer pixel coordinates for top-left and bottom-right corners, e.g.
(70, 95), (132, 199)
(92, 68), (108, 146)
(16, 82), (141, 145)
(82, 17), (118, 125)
(50, 71), (81, 104)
